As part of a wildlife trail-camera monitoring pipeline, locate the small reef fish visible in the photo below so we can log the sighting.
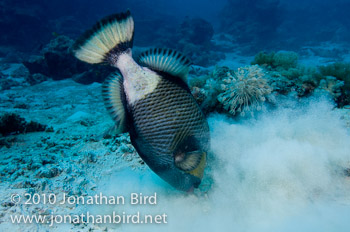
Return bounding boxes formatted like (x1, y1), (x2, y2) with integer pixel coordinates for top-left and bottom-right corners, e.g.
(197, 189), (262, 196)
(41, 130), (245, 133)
(73, 10), (210, 192)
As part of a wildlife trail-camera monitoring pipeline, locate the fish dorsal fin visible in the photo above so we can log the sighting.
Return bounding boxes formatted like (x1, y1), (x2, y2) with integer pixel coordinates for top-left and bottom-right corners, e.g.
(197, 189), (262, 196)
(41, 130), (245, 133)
(175, 150), (204, 172)
(102, 72), (127, 134)
(138, 48), (191, 83)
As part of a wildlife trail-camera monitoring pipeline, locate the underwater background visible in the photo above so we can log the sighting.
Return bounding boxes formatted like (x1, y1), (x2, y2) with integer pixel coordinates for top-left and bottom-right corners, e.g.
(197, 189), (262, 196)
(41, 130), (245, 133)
(1, 0), (350, 231)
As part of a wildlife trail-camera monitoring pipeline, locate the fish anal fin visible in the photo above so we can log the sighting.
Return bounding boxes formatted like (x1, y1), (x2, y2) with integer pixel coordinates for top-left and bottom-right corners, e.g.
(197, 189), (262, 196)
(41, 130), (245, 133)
(102, 72), (127, 134)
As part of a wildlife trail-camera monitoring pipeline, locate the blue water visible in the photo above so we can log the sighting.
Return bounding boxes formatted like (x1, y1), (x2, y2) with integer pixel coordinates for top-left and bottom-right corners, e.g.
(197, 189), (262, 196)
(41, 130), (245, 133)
(1, 0), (350, 53)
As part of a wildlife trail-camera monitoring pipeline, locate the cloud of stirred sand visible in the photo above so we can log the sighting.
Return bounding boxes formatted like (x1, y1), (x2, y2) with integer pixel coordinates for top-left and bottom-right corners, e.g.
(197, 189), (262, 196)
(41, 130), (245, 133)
(92, 97), (350, 232)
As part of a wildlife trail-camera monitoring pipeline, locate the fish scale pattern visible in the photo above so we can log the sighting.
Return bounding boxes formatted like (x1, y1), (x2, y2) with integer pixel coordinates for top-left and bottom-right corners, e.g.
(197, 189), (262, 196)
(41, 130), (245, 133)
(129, 77), (209, 177)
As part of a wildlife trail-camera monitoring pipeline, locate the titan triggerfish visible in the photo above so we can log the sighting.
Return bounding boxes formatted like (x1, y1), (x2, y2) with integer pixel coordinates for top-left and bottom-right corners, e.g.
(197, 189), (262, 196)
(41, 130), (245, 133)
(73, 10), (210, 191)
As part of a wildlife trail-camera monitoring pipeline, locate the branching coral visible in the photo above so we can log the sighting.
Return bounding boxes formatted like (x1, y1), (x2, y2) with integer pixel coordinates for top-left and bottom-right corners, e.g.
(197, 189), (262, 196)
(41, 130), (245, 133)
(192, 77), (222, 114)
(217, 65), (272, 116)
(190, 66), (231, 114)
(252, 51), (298, 70)
(272, 51), (298, 70)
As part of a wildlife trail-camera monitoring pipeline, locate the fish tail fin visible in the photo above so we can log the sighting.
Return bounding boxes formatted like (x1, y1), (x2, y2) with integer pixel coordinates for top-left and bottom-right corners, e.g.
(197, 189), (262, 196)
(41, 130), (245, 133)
(73, 10), (134, 65)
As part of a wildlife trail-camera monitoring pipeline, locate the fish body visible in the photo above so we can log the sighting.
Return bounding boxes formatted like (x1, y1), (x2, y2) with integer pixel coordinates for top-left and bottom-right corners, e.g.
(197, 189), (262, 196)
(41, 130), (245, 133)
(73, 11), (210, 191)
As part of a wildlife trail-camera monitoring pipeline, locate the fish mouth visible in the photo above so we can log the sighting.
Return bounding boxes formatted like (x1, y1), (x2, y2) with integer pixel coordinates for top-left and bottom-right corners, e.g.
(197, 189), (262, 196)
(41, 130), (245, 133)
(187, 185), (195, 193)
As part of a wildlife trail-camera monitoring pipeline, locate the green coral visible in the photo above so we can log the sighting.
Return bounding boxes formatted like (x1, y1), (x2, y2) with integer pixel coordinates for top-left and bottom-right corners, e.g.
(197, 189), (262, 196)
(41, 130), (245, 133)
(252, 52), (275, 67)
(252, 51), (329, 99)
(272, 51), (298, 70)
(252, 51), (298, 70)
(279, 66), (321, 81)
(319, 62), (350, 90)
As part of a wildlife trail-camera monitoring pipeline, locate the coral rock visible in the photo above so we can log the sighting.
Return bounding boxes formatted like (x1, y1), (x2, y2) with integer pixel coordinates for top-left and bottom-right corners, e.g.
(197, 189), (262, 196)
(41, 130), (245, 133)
(0, 113), (47, 136)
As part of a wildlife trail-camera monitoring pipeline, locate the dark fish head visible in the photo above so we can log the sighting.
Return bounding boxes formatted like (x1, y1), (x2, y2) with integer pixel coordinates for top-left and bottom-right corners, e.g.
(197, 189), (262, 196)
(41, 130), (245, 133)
(158, 162), (203, 192)
(145, 135), (208, 192)
(174, 151), (207, 191)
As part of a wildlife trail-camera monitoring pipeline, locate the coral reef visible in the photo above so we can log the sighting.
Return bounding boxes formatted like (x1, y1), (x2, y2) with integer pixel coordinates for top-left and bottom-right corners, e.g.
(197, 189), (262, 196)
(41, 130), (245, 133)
(26, 73), (49, 85)
(0, 113), (47, 137)
(0, 63), (30, 90)
(319, 62), (350, 89)
(23, 35), (79, 80)
(272, 51), (298, 70)
(252, 51), (316, 96)
(41, 35), (78, 80)
(192, 78), (222, 114)
(252, 51), (276, 68)
(190, 66), (230, 114)
(217, 65), (272, 116)
(314, 76), (344, 101)
(252, 51), (298, 70)
(266, 66), (321, 98)
(190, 65), (273, 117)
(22, 35), (114, 84)
(319, 62), (350, 106)
(190, 50), (350, 117)
(252, 51), (350, 106)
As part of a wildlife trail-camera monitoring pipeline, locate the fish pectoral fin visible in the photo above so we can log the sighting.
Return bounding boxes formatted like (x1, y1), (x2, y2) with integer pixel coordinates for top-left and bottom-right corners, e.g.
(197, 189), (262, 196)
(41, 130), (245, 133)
(174, 150), (204, 172)
(102, 72), (127, 134)
(138, 48), (191, 84)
